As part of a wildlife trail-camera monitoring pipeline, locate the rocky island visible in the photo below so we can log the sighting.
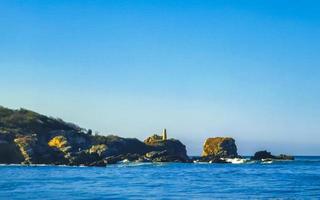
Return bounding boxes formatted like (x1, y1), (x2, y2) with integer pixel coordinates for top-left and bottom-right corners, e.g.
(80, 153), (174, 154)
(0, 106), (293, 166)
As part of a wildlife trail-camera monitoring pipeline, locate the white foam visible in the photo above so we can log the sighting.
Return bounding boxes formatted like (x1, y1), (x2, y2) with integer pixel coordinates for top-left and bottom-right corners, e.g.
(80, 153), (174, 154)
(262, 160), (273, 164)
(223, 158), (248, 164)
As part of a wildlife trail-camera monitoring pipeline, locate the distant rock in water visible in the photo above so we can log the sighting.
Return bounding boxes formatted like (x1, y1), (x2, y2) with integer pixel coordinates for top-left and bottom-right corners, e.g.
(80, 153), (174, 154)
(276, 154), (294, 160)
(193, 137), (239, 164)
(251, 150), (294, 161)
(251, 150), (274, 160)
(202, 137), (238, 158)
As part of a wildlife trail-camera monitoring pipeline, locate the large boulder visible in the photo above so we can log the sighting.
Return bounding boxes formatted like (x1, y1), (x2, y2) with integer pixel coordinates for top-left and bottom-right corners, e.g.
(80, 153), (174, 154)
(202, 137), (238, 158)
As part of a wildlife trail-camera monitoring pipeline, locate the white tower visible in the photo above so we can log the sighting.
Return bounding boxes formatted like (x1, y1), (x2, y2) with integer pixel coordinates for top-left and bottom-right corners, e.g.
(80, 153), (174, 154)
(162, 128), (167, 140)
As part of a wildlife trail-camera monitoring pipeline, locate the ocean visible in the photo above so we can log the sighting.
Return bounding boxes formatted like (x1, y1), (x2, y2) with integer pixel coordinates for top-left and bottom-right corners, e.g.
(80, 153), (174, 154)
(0, 156), (319, 199)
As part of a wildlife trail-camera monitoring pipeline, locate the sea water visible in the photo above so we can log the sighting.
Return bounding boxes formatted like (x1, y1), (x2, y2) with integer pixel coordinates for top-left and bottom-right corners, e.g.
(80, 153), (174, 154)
(0, 156), (319, 199)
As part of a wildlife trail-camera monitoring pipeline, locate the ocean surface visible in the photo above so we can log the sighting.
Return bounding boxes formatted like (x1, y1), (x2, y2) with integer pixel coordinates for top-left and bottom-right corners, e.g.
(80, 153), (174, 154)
(0, 156), (319, 199)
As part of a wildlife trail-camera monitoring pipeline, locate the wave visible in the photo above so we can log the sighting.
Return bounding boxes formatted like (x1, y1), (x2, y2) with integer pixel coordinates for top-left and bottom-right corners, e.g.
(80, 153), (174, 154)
(222, 158), (248, 164)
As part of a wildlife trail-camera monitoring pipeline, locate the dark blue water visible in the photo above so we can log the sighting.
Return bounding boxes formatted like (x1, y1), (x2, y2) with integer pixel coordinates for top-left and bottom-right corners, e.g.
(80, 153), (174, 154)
(0, 157), (319, 199)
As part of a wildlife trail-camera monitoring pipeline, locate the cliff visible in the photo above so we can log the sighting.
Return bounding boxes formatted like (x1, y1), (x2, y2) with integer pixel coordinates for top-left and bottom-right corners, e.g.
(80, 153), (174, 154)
(0, 106), (189, 166)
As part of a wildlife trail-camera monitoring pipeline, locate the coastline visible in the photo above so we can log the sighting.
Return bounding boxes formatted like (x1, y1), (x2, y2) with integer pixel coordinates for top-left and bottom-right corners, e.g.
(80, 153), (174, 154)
(0, 106), (294, 166)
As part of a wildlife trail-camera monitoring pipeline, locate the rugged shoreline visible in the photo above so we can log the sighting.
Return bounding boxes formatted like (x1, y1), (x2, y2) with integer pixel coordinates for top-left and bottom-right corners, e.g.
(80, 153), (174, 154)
(0, 106), (293, 166)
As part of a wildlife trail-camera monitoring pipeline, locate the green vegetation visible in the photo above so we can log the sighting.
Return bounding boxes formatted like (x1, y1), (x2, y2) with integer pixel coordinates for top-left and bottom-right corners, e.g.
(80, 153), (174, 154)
(0, 106), (83, 137)
(0, 105), (189, 165)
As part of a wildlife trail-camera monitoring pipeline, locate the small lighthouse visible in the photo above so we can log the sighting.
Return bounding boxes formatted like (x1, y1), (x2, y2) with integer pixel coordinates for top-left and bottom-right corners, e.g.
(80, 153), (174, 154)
(162, 128), (167, 140)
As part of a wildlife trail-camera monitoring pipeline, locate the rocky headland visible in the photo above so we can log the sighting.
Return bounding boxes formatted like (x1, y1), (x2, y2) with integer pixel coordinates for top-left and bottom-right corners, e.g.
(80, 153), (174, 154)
(0, 106), (294, 166)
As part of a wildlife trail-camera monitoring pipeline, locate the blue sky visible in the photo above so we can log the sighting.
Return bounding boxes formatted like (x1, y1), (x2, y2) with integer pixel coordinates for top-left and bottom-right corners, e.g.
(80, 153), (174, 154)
(1, 0), (320, 155)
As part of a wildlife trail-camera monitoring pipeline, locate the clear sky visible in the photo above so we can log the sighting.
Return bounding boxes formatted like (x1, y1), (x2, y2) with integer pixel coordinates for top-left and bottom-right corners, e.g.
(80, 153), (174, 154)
(1, 0), (319, 155)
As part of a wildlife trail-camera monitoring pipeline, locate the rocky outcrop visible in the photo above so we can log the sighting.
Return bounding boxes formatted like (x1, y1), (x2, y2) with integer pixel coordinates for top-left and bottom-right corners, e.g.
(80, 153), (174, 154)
(144, 134), (163, 144)
(0, 105), (296, 166)
(144, 136), (189, 162)
(0, 106), (192, 166)
(251, 150), (274, 160)
(104, 153), (142, 164)
(192, 156), (228, 164)
(14, 135), (68, 165)
(276, 154), (294, 160)
(14, 135), (38, 164)
(202, 137), (238, 158)
(88, 144), (108, 157)
(251, 150), (294, 161)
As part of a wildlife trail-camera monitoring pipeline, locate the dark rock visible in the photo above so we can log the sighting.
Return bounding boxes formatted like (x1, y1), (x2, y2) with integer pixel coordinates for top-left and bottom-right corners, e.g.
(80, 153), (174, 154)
(251, 150), (275, 160)
(105, 155), (121, 164)
(70, 150), (100, 166)
(0, 140), (24, 164)
(88, 159), (107, 167)
(194, 155), (228, 163)
(145, 150), (168, 159)
(144, 138), (189, 162)
(276, 154), (294, 160)
(251, 150), (294, 161)
(144, 150), (187, 162)
(104, 153), (141, 164)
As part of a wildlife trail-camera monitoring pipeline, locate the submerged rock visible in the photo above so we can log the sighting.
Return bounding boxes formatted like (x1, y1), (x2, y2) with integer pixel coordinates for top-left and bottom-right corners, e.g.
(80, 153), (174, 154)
(202, 137), (238, 158)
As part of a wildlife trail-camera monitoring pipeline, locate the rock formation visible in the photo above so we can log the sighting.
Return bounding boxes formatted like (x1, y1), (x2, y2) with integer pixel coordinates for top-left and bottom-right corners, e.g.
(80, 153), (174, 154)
(0, 106), (189, 166)
(144, 129), (189, 162)
(144, 134), (163, 144)
(202, 137), (238, 158)
(251, 150), (274, 160)
(251, 150), (294, 161)
(0, 105), (295, 166)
